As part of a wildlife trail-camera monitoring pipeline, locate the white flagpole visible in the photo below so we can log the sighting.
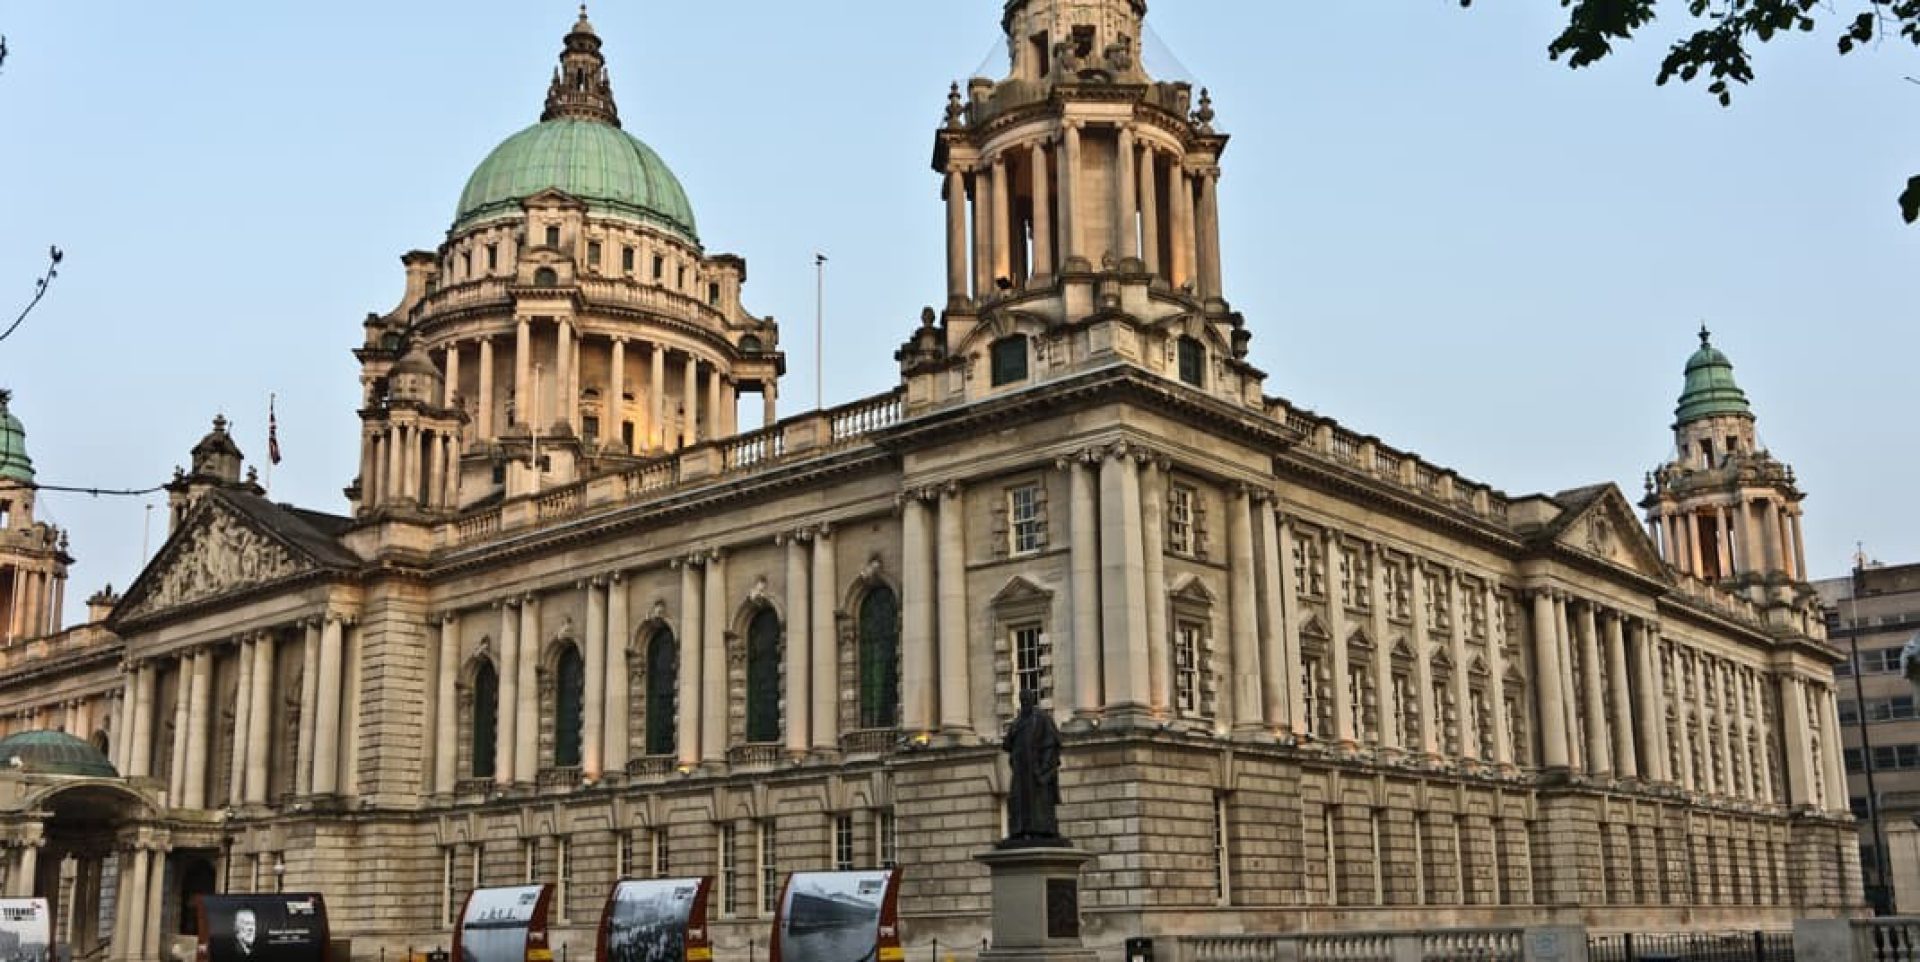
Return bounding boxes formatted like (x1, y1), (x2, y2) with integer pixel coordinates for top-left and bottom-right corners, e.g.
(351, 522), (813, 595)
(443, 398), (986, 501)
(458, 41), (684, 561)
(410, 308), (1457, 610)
(815, 253), (827, 411)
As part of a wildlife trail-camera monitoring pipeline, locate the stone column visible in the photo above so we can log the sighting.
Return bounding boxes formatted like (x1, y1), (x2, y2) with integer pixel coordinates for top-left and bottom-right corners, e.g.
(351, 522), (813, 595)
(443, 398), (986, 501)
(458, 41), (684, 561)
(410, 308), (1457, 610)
(901, 493), (936, 732)
(1731, 664), (1755, 800)
(1325, 532), (1353, 746)
(785, 534), (812, 755)
(1530, 591), (1570, 770)
(444, 340), (461, 408)
(141, 842), (165, 961)
(478, 336), (495, 438)
(1789, 506), (1809, 583)
(1603, 613), (1636, 778)
(515, 595), (540, 782)
(584, 580), (607, 780)
(1256, 497), (1288, 729)
(1197, 167), (1223, 298)
(970, 168), (992, 297)
(311, 617), (345, 795)
(120, 846), (149, 962)
(1687, 511), (1706, 576)
(183, 647), (212, 808)
(990, 155), (1011, 285)
(295, 621), (320, 796)
(701, 551), (728, 764)
(1574, 601), (1608, 774)
(1139, 145), (1161, 278)
(1714, 662), (1737, 796)
(605, 573), (630, 774)
(1448, 573), (1474, 759)
(1029, 144), (1052, 280)
(1099, 451), (1149, 716)
(649, 342), (666, 451)
(705, 368), (722, 440)
(435, 614), (459, 795)
(245, 633), (273, 804)
(676, 558), (703, 767)
(229, 639), (254, 805)
(1779, 674), (1813, 807)
(937, 485), (973, 732)
(1485, 585), (1513, 767)
(1171, 164), (1194, 290)
(1141, 459), (1170, 715)
(1277, 514), (1309, 737)
(810, 529), (839, 750)
(1819, 685), (1848, 811)
(554, 319), (574, 433)
(681, 355), (699, 448)
(111, 681), (130, 773)
(1410, 563), (1437, 757)
(1752, 671), (1776, 803)
(385, 424), (403, 505)
(1116, 126), (1139, 261)
(1741, 498), (1765, 576)
(609, 338), (627, 449)
(1065, 454), (1101, 715)
(514, 318), (532, 427)
(131, 663), (156, 779)
(12, 841), (36, 898)
(1062, 124), (1083, 263)
(1629, 620), (1664, 782)
(945, 166), (968, 301)
(1369, 547), (1395, 749)
(494, 601), (519, 788)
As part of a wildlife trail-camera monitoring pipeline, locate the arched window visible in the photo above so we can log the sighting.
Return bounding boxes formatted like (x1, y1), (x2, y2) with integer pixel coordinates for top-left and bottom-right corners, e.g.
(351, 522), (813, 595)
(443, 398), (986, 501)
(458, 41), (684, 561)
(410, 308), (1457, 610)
(645, 629), (678, 757)
(472, 661), (499, 779)
(990, 335), (1029, 386)
(858, 586), (901, 729)
(746, 609), (782, 743)
(739, 334), (763, 354)
(555, 643), (586, 768)
(533, 266), (559, 287)
(1177, 336), (1206, 387)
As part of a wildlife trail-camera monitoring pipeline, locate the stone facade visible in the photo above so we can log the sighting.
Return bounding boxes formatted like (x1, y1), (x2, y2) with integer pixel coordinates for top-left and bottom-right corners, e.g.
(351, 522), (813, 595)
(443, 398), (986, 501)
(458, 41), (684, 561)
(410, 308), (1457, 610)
(0, 3), (1864, 961)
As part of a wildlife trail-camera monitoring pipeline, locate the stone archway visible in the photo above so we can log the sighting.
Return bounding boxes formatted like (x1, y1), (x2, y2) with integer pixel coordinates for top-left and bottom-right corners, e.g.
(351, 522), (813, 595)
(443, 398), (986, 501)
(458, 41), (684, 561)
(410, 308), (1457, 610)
(23, 781), (159, 961)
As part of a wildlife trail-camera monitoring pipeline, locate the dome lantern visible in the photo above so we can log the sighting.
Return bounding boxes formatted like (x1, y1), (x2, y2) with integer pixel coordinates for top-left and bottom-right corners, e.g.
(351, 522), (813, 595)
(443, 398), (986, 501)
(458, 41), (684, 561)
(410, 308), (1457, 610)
(0, 390), (35, 485)
(1674, 324), (1754, 426)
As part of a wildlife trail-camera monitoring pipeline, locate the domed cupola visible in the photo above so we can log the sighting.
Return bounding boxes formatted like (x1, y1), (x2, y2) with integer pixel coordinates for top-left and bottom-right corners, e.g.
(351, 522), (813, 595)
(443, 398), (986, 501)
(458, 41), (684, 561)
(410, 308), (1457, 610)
(1674, 326), (1753, 426)
(451, 7), (697, 242)
(0, 730), (116, 778)
(0, 390), (35, 485)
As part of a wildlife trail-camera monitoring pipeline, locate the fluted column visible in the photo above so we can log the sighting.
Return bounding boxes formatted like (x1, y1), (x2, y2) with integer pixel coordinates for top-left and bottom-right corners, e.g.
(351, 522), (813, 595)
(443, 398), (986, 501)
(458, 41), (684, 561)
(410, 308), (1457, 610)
(785, 534), (812, 755)
(605, 573), (630, 774)
(183, 648), (212, 808)
(681, 355), (699, 448)
(295, 621), (319, 795)
(945, 166), (968, 301)
(1530, 591), (1570, 770)
(1029, 144), (1053, 280)
(810, 528), (839, 750)
(1224, 489), (1261, 732)
(515, 596), (540, 782)
(676, 558), (704, 767)
(901, 493), (936, 732)
(701, 551), (728, 764)
(1603, 613), (1636, 778)
(937, 485), (973, 732)
(1574, 601), (1606, 773)
(1100, 451), (1149, 715)
(1116, 126), (1139, 260)
(1065, 455), (1101, 715)
(494, 602), (519, 788)
(229, 639), (254, 805)
(245, 633), (273, 804)
(1256, 496), (1287, 729)
(1142, 459), (1170, 715)
(312, 617), (345, 795)
(1325, 532), (1353, 746)
(649, 342), (666, 451)
(584, 580), (608, 780)
(477, 336), (495, 438)
(435, 614), (459, 795)
(1629, 620), (1665, 782)
(1061, 124), (1083, 262)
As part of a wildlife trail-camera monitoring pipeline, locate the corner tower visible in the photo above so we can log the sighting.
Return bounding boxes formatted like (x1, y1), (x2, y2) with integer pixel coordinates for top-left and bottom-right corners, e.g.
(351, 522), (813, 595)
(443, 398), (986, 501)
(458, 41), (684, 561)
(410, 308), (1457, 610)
(354, 8), (782, 517)
(0, 391), (71, 641)
(905, 0), (1264, 412)
(1643, 329), (1810, 595)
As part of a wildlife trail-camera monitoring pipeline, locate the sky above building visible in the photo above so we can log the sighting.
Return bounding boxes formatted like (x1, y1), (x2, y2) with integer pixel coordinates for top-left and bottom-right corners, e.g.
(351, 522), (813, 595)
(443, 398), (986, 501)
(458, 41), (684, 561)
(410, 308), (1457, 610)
(1, 2), (1914, 622)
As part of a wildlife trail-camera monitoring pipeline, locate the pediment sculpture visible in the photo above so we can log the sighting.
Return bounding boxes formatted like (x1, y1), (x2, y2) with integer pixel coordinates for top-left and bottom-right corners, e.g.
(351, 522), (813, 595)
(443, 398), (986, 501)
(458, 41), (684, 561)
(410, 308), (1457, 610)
(120, 506), (311, 620)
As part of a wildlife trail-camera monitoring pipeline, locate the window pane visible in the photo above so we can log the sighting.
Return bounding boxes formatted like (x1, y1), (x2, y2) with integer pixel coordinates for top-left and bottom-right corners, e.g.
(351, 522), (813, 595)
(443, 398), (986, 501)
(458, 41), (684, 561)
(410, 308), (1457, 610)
(473, 662), (498, 779)
(1177, 337), (1204, 387)
(555, 644), (586, 767)
(646, 629), (678, 756)
(859, 587), (901, 729)
(990, 336), (1029, 386)
(747, 610), (782, 742)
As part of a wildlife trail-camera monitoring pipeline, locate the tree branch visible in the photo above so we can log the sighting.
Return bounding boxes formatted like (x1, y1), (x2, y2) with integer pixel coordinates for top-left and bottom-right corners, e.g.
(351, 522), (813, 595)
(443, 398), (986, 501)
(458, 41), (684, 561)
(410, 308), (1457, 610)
(0, 247), (64, 345)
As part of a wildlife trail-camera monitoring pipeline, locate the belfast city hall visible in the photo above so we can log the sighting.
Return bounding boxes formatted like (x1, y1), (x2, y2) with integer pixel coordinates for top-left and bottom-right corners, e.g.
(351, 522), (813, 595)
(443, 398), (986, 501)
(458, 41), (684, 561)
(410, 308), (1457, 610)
(0, 1), (1862, 959)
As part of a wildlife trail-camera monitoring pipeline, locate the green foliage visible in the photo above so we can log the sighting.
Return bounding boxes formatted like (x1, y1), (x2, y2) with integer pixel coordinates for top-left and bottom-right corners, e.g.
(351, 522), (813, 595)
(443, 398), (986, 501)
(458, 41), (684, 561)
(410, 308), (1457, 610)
(1461, 0), (1920, 222)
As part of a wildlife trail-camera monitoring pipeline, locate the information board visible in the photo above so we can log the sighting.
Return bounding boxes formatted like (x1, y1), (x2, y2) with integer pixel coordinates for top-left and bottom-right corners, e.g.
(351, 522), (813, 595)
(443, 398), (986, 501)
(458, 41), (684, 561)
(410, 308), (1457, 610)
(455, 885), (553, 962)
(596, 878), (711, 962)
(193, 894), (330, 962)
(769, 870), (902, 962)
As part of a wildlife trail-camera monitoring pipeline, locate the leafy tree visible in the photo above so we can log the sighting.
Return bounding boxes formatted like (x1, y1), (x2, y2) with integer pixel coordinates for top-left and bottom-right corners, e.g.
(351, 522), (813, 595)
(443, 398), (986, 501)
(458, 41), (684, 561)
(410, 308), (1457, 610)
(1461, 0), (1920, 222)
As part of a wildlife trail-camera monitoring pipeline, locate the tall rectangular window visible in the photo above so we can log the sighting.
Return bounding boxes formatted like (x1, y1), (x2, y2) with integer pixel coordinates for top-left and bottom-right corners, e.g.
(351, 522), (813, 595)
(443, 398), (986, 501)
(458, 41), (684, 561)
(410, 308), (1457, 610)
(652, 829), (670, 878)
(653, 255), (665, 280)
(588, 241), (602, 270)
(556, 836), (572, 923)
(990, 335), (1029, 386)
(545, 225), (561, 247)
(1009, 484), (1045, 554)
(522, 840), (536, 884)
(442, 847), (456, 928)
(1212, 793), (1231, 905)
(486, 244), (499, 273)
(1012, 625), (1049, 707)
(719, 824), (739, 916)
(834, 815), (855, 871)
(758, 822), (778, 916)
(617, 831), (633, 880)
(1174, 622), (1202, 716)
(622, 246), (635, 274)
(878, 810), (898, 868)
(1167, 485), (1195, 555)
(1177, 337), (1205, 387)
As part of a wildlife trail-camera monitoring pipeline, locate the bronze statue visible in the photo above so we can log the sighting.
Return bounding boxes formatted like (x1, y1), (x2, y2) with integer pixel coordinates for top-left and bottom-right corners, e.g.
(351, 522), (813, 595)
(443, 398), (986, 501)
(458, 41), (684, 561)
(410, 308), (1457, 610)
(1001, 688), (1064, 845)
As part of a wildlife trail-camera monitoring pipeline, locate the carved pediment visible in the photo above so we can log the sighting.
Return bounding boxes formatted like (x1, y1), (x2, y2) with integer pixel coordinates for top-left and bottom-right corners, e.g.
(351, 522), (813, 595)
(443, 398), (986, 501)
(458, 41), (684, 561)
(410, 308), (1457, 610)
(117, 499), (319, 622)
(1552, 485), (1670, 581)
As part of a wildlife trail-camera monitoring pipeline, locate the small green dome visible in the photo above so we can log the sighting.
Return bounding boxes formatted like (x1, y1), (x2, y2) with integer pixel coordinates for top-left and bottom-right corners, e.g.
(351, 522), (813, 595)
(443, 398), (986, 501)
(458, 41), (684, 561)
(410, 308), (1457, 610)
(0, 391), (34, 485)
(453, 119), (698, 243)
(0, 730), (116, 778)
(1675, 328), (1752, 424)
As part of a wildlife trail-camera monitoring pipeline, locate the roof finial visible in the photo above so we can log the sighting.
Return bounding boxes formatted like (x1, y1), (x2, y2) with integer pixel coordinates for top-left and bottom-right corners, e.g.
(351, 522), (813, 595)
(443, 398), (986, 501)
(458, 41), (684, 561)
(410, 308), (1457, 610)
(1698, 321), (1711, 346)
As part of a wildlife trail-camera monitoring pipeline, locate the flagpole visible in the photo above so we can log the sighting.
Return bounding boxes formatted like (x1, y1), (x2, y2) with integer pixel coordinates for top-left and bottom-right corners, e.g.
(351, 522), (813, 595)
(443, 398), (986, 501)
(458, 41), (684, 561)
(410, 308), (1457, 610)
(263, 393), (274, 494)
(815, 253), (827, 411)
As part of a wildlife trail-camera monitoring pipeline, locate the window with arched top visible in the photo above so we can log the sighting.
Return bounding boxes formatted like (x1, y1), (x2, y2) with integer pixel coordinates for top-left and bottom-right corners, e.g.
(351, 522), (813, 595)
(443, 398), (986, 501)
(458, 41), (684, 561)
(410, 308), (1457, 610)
(1177, 336), (1206, 387)
(554, 644), (586, 768)
(858, 586), (901, 730)
(990, 335), (1029, 386)
(533, 266), (559, 287)
(739, 335), (763, 354)
(472, 661), (499, 780)
(645, 628), (678, 757)
(746, 609), (782, 743)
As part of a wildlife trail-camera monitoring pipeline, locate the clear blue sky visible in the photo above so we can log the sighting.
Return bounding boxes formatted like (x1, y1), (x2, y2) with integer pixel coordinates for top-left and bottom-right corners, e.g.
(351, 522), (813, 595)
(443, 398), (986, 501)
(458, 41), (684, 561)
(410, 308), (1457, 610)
(2, 2), (1915, 622)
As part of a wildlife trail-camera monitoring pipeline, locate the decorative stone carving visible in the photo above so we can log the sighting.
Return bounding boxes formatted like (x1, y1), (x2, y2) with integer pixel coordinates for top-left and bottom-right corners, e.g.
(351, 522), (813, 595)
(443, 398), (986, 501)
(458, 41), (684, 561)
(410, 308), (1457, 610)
(121, 504), (311, 619)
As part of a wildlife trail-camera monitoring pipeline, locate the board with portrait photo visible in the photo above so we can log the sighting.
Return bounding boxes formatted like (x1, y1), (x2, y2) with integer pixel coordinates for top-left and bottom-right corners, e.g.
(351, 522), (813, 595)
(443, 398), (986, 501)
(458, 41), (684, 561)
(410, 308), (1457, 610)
(193, 894), (330, 962)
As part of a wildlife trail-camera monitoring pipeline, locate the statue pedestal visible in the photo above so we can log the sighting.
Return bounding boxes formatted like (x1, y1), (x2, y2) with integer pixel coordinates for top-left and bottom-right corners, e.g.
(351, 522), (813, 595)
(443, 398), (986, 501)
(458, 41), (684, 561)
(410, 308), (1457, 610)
(975, 844), (1099, 962)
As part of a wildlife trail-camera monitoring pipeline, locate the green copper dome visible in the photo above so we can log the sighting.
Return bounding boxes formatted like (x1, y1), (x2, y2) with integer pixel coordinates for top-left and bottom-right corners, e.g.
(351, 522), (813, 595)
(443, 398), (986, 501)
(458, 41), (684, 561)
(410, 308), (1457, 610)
(1675, 327), (1753, 424)
(0, 730), (116, 778)
(0, 391), (34, 484)
(453, 119), (698, 242)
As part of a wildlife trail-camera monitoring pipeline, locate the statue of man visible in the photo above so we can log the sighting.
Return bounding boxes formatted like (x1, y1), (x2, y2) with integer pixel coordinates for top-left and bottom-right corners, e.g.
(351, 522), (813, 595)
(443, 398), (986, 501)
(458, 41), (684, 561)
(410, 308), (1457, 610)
(1002, 688), (1063, 844)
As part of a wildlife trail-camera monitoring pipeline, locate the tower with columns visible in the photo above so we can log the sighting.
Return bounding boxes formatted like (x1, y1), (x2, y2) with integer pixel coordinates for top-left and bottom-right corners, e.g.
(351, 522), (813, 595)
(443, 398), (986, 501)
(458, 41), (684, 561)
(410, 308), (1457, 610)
(0, 391), (71, 644)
